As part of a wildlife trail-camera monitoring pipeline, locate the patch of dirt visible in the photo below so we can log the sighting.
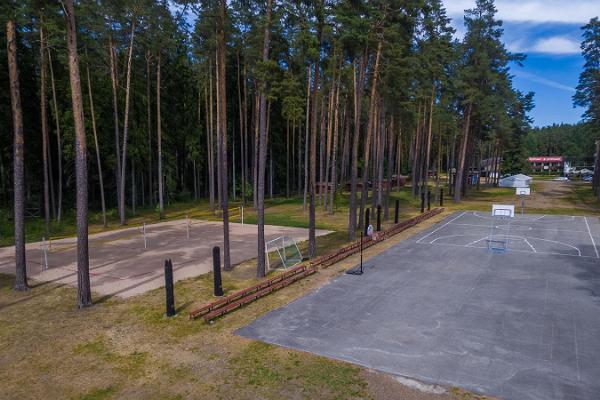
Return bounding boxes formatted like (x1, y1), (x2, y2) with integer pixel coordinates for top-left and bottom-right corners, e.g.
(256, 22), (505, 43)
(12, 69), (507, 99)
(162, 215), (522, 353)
(362, 369), (496, 400)
(527, 180), (575, 209)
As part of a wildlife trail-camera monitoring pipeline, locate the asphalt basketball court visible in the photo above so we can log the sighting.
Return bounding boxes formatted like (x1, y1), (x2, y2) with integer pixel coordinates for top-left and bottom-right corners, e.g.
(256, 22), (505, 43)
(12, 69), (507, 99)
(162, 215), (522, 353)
(238, 211), (600, 400)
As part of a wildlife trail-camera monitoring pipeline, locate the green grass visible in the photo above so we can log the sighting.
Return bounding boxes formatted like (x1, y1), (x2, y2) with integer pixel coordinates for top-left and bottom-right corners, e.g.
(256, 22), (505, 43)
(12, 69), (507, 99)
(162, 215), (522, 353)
(76, 386), (117, 400)
(230, 342), (368, 399)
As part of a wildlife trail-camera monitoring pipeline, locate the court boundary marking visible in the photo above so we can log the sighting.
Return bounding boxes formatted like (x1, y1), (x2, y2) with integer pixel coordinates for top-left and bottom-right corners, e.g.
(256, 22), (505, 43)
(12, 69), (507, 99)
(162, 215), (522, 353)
(584, 216), (599, 259)
(416, 211), (467, 244)
(427, 233), (582, 256)
(450, 222), (587, 234)
(416, 211), (599, 259)
(471, 211), (576, 222)
(416, 240), (597, 260)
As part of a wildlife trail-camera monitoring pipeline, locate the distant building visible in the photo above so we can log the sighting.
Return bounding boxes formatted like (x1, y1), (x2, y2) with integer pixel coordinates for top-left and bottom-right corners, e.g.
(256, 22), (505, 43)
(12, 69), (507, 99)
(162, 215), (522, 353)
(480, 157), (502, 178)
(527, 156), (565, 173)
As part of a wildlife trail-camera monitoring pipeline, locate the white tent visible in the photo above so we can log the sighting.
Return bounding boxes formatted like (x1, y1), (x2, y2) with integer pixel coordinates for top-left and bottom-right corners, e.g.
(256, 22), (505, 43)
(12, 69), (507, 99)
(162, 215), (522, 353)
(498, 173), (532, 188)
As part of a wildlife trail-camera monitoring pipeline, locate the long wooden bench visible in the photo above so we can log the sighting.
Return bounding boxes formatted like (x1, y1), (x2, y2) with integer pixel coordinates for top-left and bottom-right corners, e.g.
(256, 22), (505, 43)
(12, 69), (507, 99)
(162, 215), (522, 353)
(202, 267), (316, 322)
(188, 264), (311, 320)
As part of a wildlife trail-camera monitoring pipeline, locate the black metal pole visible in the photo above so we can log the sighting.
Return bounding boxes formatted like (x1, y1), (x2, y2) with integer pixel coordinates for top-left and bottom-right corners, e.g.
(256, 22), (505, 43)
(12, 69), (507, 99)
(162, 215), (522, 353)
(364, 208), (370, 236)
(427, 190), (431, 211)
(420, 192), (425, 213)
(360, 231), (363, 274)
(440, 188), (444, 207)
(213, 246), (223, 297)
(164, 259), (175, 317)
(394, 199), (399, 224)
(376, 205), (382, 231)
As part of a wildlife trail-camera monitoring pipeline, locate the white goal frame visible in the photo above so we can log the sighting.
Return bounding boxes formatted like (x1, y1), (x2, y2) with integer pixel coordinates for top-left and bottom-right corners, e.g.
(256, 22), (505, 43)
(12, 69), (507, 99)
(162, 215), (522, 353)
(265, 236), (303, 272)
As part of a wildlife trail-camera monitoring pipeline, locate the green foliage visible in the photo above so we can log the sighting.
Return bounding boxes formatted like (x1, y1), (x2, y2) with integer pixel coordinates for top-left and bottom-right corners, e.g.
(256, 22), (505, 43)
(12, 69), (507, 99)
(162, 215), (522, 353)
(524, 123), (596, 165)
(574, 17), (600, 130)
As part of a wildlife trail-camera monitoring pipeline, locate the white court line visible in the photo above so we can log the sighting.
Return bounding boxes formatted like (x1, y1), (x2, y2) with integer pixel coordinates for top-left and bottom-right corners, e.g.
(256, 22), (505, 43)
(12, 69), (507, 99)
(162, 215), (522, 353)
(583, 217), (599, 259)
(427, 233), (581, 256)
(466, 237), (488, 247)
(449, 222), (587, 233)
(524, 238), (537, 253)
(471, 211), (578, 223)
(416, 211), (467, 244)
(416, 241), (596, 259)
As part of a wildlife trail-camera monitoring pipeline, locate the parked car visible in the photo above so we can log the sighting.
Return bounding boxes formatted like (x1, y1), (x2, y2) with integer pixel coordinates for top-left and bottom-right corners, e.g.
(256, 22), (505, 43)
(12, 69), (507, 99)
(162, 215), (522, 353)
(583, 175), (593, 182)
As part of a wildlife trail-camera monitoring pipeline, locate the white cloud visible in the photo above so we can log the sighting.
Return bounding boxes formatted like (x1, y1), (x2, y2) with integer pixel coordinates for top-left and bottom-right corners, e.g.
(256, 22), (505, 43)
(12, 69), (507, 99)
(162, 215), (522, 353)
(444, 0), (597, 24)
(507, 36), (581, 55)
(512, 70), (577, 93)
(531, 36), (581, 54)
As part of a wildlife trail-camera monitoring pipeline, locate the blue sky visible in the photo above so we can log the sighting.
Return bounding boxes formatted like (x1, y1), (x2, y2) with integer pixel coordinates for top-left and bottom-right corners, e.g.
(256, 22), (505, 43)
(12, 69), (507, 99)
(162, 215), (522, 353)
(443, 0), (597, 127)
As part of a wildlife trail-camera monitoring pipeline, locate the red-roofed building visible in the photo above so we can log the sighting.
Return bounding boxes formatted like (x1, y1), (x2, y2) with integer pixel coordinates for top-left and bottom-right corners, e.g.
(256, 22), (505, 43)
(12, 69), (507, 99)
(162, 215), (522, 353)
(527, 156), (565, 173)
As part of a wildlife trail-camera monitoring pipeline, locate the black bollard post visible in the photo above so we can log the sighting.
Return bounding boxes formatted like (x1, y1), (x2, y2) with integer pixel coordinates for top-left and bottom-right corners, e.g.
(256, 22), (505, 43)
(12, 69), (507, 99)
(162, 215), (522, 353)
(164, 259), (175, 317)
(394, 199), (399, 224)
(427, 190), (431, 211)
(364, 208), (370, 236)
(213, 246), (223, 297)
(376, 205), (382, 231)
(440, 188), (444, 207)
(420, 192), (425, 213)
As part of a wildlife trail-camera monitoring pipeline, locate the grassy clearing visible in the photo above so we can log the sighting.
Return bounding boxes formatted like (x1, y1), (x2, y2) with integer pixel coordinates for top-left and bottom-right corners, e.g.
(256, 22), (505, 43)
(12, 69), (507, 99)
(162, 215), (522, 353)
(1, 181), (594, 399)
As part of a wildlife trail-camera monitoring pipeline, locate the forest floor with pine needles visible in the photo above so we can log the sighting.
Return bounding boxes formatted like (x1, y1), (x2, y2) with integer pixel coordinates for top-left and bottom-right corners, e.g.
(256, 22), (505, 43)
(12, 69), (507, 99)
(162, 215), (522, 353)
(0, 179), (596, 400)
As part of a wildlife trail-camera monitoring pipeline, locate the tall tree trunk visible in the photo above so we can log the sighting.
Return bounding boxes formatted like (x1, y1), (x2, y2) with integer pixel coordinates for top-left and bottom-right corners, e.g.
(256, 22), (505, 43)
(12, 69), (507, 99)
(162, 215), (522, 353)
(64, 0), (92, 307)
(318, 97), (326, 207)
(237, 51), (245, 206)
(243, 65), (248, 203)
(48, 49), (62, 222)
(323, 75), (335, 210)
(256, 0), (273, 277)
(340, 97), (351, 188)
(359, 42), (382, 231)
(309, 17), (324, 257)
(207, 65), (215, 210)
(131, 161), (136, 214)
(303, 66), (311, 211)
(328, 80), (342, 214)
(454, 103), (472, 202)
(216, 53), (222, 209)
(157, 52), (164, 218)
(297, 120), (302, 194)
(385, 116), (395, 219)
(411, 103), (422, 196)
(39, 22), (50, 234)
(348, 53), (367, 240)
(423, 85), (435, 201)
(319, 80), (336, 210)
(292, 121), (296, 195)
(396, 126), (402, 192)
(286, 119), (290, 197)
(7, 19), (28, 291)
(108, 36), (121, 216)
(86, 63), (106, 227)
(252, 90), (259, 208)
(376, 102), (385, 209)
(146, 51), (153, 205)
(119, 21), (136, 225)
(217, 0), (231, 270)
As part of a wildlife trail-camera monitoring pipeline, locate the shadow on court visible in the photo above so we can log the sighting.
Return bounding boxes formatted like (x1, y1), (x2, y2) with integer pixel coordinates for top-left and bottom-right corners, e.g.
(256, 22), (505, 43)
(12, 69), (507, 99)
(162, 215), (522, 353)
(237, 211), (600, 400)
